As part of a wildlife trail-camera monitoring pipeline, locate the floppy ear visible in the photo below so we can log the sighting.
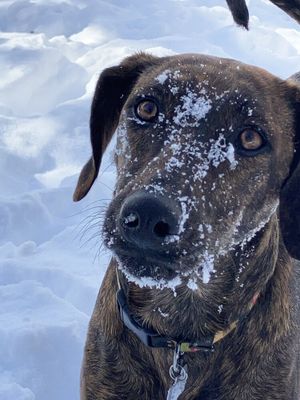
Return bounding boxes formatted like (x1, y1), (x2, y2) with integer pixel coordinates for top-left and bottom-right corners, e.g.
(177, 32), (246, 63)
(226, 0), (249, 29)
(280, 77), (300, 260)
(73, 53), (159, 201)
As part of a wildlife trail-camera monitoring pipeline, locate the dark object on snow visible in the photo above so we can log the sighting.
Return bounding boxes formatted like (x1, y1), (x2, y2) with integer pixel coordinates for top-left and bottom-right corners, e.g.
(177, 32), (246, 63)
(226, 0), (300, 28)
(226, 0), (250, 29)
(74, 53), (300, 399)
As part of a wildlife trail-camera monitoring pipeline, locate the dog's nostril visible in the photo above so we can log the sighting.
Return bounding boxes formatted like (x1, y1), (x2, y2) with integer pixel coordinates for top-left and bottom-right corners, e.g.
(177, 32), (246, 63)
(153, 221), (170, 238)
(123, 213), (139, 229)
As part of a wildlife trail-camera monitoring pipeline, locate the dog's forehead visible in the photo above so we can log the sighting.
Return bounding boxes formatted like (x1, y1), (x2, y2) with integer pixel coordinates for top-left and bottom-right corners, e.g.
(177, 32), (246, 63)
(135, 55), (279, 101)
(129, 55), (293, 149)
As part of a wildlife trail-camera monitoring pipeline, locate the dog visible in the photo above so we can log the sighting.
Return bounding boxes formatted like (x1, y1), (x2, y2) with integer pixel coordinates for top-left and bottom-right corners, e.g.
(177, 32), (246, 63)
(226, 0), (300, 29)
(74, 53), (300, 399)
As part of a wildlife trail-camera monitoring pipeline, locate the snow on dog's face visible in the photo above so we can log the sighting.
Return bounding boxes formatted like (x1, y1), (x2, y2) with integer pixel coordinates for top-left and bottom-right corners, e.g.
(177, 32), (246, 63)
(74, 53), (299, 292)
(102, 55), (295, 290)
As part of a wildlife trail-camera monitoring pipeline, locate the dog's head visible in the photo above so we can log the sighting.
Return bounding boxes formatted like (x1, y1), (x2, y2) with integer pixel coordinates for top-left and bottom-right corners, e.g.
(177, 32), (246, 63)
(74, 53), (300, 292)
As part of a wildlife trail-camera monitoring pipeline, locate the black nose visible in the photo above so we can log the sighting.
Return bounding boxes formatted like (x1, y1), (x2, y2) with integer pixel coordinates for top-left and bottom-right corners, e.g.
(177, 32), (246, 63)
(119, 192), (179, 250)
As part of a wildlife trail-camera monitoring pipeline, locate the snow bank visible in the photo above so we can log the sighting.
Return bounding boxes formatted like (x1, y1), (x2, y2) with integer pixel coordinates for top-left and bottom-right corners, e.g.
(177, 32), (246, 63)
(0, 0), (299, 399)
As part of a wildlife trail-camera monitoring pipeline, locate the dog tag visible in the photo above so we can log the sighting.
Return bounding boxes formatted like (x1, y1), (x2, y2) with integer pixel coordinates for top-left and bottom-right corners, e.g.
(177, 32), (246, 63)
(166, 365), (188, 400)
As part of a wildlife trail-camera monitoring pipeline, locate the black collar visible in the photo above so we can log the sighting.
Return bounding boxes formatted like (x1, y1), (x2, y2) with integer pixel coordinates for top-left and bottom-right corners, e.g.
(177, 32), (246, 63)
(116, 270), (259, 353)
(117, 288), (215, 353)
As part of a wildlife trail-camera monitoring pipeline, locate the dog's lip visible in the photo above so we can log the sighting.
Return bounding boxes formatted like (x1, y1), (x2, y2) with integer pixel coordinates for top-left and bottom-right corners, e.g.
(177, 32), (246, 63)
(110, 242), (180, 269)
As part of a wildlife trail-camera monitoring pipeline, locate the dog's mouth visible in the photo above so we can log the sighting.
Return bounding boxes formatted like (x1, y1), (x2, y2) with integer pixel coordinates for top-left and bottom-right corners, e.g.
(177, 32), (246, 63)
(110, 240), (181, 280)
(105, 233), (217, 290)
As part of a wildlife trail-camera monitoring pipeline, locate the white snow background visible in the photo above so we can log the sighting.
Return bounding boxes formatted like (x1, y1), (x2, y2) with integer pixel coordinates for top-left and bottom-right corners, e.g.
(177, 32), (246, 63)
(0, 0), (299, 399)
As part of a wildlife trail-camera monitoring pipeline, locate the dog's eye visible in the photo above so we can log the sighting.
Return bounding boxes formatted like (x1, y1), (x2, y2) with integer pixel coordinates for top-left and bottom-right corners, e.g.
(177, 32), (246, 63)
(238, 128), (264, 151)
(135, 100), (158, 122)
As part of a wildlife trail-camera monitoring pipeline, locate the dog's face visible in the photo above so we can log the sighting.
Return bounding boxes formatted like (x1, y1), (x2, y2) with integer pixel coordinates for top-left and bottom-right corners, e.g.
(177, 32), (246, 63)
(74, 53), (300, 292)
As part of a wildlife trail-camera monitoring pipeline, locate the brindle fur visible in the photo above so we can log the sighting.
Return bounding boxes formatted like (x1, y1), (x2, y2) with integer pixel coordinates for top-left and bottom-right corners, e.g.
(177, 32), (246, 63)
(74, 53), (300, 399)
(226, 0), (300, 28)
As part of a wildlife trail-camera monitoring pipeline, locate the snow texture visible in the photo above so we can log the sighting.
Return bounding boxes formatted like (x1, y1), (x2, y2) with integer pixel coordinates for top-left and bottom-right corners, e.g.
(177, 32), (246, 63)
(173, 88), (212, 127)
(1, 0), (299, 399)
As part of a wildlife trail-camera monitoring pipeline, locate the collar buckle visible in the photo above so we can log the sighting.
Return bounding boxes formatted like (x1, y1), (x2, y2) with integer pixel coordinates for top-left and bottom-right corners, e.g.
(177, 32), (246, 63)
(178, 341), (215, 353)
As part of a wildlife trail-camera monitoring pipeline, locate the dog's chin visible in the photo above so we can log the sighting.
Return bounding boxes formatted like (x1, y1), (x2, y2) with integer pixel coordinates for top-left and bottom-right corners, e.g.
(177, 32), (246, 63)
(114, 252), (180, 283)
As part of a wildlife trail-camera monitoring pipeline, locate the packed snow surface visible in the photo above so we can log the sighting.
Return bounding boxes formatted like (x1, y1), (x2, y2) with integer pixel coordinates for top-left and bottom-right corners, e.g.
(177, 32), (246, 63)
(0, 0), (299, 399)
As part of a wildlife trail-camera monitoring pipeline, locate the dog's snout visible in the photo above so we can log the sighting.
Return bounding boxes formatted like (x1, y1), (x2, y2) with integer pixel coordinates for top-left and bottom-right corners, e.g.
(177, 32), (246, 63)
(119, 193), (179, 249)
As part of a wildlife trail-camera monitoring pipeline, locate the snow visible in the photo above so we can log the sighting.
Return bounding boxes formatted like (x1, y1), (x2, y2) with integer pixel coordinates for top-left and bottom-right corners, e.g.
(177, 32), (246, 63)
(187, 278), (198, 291)
(200, 252), (215, 284)
(239, 200), (279, 250)
(117, 259), (182, 296)
(155, 69), (172, 84)
(207, 135), (238, 169)
(0, 0), (299, 399)
(173, 88), (212, 128)
(157, 307), (170, 318)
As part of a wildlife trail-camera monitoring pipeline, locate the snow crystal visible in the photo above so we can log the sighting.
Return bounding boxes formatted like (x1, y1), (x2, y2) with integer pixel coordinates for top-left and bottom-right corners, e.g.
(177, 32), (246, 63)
(157, 307), (169, 318)
(178, 197), (192, 235)
(144, 183), (165, 195)
(166, 156), (185, 172)
(123, 213), (137, 224)
(225, 143), (238, 169)
(173, 89), (212, 128)
(164, 234), (180, 244)
(201, 252), (215, 284)
(187, 278), (198, 291)
(115, 120), (130, 159)
(239, 201), (279, 250)
(193, 134), (238, 181)
(198, 224), (205, 239)
(207, 135), (238, 169)
(155, 69), (181, 95)
(115, 120), (132, 177)
(205, 224), (213, 234)
(170, 85), (179, 95)
(155, 69), (171, 84)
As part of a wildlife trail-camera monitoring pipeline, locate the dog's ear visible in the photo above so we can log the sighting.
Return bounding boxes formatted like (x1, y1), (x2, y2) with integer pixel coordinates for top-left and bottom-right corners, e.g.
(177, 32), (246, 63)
(226, 0), (249, 29)
(73, 53), (159, 201)
(280, 78), (300, 259)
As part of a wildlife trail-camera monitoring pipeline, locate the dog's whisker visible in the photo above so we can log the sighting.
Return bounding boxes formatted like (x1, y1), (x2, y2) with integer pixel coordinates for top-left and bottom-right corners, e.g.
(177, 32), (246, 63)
(77, 222), (104, 244)
(78, 231), (102, 250)
(77, 213), (104, 230)
(67, 200), (110, 219)
(98, 161), (115, 177)
(79, 214), (107, 227)
(97, 180), (114, 192)
(93, 243), (110, 265)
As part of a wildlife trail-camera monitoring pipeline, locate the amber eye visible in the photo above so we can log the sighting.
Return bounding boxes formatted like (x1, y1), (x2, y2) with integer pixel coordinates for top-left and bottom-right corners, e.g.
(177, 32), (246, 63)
(238, 128), (264, 151)
(135, 99), (158, 122)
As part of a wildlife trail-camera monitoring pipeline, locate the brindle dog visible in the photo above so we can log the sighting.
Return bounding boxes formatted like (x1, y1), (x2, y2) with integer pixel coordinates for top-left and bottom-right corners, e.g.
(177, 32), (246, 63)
(74, 53), (300, 400)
